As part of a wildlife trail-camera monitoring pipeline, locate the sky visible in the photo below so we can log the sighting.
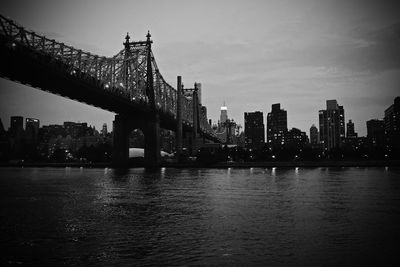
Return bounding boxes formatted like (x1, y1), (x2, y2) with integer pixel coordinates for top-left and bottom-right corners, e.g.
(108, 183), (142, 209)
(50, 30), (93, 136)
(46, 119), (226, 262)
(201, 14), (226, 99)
(0, 0), (399, 136)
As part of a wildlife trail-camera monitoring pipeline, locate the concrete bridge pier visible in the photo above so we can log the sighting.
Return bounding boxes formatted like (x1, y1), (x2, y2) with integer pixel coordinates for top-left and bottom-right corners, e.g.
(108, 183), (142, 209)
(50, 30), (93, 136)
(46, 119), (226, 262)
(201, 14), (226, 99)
(112, 113), (161, 167)
(143, 113), (161, 167)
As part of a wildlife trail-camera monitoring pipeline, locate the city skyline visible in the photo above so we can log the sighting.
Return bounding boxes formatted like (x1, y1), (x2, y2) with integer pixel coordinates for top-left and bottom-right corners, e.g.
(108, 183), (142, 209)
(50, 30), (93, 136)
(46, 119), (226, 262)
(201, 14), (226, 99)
(1, 0), (400, 136)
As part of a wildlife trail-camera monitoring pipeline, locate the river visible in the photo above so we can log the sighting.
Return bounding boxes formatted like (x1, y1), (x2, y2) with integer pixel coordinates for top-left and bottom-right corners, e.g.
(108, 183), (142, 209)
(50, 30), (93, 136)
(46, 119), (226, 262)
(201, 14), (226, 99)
(1, 167), (399, 265)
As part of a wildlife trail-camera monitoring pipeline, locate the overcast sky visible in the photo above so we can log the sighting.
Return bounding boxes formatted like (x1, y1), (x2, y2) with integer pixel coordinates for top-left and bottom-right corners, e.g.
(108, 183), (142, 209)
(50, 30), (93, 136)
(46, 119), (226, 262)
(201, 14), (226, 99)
(1, 0), (399, 136)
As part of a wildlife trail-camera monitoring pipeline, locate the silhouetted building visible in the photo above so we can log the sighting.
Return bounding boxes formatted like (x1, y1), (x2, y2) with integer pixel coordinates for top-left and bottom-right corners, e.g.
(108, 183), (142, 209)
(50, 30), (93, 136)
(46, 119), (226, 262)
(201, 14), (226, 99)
(0, 118), (5, 135)
(0, 118), (9, 161)
(384, 96), (400, 150)
(63, 122), (74, 137)
(285, 128), (309, 151)
(40, 124), (65, 143)
(346, 119), (357, 138)
(215, 104), (235, 144)
(64, 122), (89, 138)
(244, 111), (265, 150)
(367, 119), (385, 148)
(9, 116), (24, 137)
(25, 118), (40, 145)
(9, 116), (24, 158)
(344, 136), (368, 158)
(220, 105), (228, 124)
(310, 124), (319, 146)
(223, 119), (237, 145)
(319, 100), (345, 152)
(267, 103), (287, 150)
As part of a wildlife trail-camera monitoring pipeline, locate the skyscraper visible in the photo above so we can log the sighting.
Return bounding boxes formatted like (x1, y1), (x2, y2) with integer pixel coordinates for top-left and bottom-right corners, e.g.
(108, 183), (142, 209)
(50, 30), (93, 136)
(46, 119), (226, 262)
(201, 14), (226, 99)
(319, 100), (345, 152)
(367, 119), (385, 148)
(25, 118), (40, 145)
(63, 121), (89, 138)
(9, 116), (24, 137)
(346, 120), (357, 138)
(0, 118), (5, 135)
(384, 96), (400, 150)
(310, 124), (319, 146)
(244, 111), (265, 150)
(220, 105), (228, 124)
(285, 128), (309, 151)
(9, 116), (24, 157)
(267, 103), (287, 150)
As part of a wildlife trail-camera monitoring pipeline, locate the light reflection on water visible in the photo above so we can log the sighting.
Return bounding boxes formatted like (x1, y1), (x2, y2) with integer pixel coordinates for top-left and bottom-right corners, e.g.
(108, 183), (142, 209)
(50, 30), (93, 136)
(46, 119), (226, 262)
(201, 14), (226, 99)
(0, 167), (399, 265)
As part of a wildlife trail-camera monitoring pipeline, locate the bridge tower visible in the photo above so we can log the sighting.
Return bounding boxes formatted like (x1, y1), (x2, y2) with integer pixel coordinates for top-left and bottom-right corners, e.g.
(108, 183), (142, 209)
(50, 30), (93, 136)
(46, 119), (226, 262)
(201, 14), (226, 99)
(112, 32), (160, 167)
(176, 76), (183, 161)
(143, 31), (161, 166)
(191, 83), (200, 155)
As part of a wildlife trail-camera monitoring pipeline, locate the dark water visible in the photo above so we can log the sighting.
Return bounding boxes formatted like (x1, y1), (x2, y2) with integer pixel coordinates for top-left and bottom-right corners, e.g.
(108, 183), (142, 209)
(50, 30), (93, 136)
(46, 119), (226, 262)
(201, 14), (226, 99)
(1, 167), (400, 265)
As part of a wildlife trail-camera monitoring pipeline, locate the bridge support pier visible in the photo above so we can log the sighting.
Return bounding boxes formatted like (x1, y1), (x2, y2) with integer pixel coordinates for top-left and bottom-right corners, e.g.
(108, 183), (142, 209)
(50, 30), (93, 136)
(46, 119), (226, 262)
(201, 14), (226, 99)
(143, 113), (161, 167)
(112, 113), (161, 168)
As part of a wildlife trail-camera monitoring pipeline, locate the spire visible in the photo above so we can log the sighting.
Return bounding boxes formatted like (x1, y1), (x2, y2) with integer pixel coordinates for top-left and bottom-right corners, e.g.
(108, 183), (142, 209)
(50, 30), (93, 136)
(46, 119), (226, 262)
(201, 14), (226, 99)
(146, 30), (151, 42)
(124, 32), (130, 49)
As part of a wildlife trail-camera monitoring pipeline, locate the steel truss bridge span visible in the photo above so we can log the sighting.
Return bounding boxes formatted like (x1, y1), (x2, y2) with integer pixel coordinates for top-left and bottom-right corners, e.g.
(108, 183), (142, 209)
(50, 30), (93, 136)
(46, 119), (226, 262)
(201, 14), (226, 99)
(0, 14), (219, 141)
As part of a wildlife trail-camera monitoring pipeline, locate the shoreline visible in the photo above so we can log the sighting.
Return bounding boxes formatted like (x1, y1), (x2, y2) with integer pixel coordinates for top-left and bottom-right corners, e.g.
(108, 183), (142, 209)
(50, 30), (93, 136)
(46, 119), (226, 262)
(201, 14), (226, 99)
(0, 160), (399, 168)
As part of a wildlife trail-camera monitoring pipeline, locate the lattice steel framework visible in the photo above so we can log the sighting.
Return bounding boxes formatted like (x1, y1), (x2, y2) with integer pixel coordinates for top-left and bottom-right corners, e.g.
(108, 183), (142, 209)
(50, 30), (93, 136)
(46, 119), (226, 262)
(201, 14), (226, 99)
(0, 14), (216, 137)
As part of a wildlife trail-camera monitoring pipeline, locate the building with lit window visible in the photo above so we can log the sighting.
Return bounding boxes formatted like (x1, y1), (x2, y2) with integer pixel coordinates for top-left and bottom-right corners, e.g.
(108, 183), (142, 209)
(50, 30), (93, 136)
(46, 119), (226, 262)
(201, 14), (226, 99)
(244, 111), (265, 150)
(267, 103), (287, 150)
(366, 119), (385, 148)
(25, 118), (40, 145)
(384, 97), (400, 151)
(310, 124), (319, 148)
(9, 116), (24, 138)
(285, 127), (309, 151)
(319, 100), (345, 151)
(346, 119), (357, 138)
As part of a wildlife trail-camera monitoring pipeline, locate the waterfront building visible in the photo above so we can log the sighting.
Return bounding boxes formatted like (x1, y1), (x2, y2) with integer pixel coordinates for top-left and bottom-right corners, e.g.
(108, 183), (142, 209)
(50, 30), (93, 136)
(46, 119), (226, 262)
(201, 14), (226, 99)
(319, 100), (345, 152)
(9, 116), (24, 137)
(366, 119), (385, 148)
(285, 127), (309, 152)
(384, 97), (400, 150)
(25, 118), (40, 145)
(244, 111), (265, 150)
(9, 116), (24, 157)
(40, 124), (65, 142)
(310, 124), (319, 147)
(63, 122), (90, 138)
(267, 103), (287, 150)
(346, 119), (357, 138)
(0, 118), (5, 135)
